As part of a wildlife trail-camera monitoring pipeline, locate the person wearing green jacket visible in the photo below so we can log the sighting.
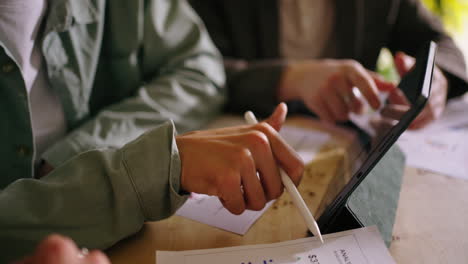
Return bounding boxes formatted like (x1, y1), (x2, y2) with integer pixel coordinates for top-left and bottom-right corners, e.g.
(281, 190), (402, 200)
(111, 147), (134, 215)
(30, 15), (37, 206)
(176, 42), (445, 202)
(0, 0), (304, 262)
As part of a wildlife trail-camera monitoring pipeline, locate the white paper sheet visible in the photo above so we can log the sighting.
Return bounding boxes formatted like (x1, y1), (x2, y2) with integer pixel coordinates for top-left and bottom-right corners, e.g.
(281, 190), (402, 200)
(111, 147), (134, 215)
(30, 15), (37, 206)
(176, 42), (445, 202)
(397, 97), (468, 180)
(157, 226), (395, 264)
(176, 193), (274, 235)
(176, 126), (330, 235)
(398, 130), (468, 179)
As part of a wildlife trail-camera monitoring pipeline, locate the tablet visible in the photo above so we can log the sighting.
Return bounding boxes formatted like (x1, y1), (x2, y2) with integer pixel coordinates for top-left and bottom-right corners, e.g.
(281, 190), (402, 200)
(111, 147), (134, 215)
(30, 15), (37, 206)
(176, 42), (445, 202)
(317, 41), (436, 230)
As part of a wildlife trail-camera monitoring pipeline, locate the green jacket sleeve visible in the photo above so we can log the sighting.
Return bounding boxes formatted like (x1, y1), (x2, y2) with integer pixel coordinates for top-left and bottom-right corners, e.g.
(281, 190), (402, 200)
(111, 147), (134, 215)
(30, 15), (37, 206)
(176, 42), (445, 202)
(42, 0), (226, 168)
(0, 122), (188, 263)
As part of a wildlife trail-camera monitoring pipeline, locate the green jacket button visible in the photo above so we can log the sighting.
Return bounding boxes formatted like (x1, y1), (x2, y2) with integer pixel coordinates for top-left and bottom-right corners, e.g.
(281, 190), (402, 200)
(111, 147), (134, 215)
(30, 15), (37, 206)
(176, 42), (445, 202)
(2, 63), (16, 73)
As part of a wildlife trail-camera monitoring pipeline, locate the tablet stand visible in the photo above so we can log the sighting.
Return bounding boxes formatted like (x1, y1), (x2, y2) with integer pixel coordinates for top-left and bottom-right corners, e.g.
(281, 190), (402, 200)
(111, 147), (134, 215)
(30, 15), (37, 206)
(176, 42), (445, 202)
(318, 145), (405, 246)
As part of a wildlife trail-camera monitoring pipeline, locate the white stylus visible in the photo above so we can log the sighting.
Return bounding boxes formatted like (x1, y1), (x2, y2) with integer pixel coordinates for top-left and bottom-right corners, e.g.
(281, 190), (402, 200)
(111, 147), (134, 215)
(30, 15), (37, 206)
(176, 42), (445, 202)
(244, 111), (324, 244)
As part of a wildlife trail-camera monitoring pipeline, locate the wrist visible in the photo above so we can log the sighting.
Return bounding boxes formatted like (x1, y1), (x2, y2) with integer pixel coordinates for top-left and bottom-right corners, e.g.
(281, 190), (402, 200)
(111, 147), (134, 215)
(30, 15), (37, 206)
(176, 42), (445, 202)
(436, 66), (449, 89)
(277, 62), (301, 101)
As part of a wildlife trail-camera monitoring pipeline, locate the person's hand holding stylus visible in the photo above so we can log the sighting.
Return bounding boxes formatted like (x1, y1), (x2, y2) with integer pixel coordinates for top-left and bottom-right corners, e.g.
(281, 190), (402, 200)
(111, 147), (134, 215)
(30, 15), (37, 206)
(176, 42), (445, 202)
(177, 104), (305, 215)
(244, 110), (324, 243)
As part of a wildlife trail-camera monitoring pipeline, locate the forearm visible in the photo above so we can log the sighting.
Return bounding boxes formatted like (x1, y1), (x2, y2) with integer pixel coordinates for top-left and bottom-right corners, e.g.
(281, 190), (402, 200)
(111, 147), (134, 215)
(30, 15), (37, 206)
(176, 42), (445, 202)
(0, 122), (187, 263)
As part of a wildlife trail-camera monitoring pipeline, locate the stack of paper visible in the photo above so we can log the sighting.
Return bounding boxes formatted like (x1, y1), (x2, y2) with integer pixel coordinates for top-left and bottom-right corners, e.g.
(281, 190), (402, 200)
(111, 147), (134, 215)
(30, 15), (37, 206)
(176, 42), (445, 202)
(157, 226), (395, 264)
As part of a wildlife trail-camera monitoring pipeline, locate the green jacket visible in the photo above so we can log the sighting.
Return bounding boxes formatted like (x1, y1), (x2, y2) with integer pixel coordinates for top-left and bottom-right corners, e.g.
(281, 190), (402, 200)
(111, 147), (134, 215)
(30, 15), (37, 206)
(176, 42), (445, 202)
(0, 0), (225, 261)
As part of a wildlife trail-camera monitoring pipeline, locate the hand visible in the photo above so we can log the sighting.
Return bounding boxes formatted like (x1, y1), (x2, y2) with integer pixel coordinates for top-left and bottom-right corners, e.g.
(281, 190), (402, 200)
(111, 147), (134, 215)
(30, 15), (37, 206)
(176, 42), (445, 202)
(394, 51), (448, 129)
(278, 59), (395, 123)
(13, 235), (109, 264)
(370, 88), (411, 145)
(176, 103), (304, 215)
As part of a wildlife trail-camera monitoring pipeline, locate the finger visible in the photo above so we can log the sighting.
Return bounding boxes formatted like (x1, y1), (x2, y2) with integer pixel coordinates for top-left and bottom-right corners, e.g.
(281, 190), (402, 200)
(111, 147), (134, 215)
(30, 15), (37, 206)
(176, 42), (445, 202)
(208, 130), (284, 202)
(336, 80), (370, 115)
(242, 174), (268, 210)
(388, 88), (410, 106)
(409, 108), (434, 130)
(325, 75), (351, 121)
(306, 96), (335, 123)
(410, 114), (432, 130)
(320, 99), (339, 123)
(347, 87), (364, 114)
(324, 89), (349, 121)
(222, 131), (283, 201)
(368, 71), (396, 92)
(343, 63), (381, 109)
(350, 90), (364, 114)
(236, 137), (268, 209)
(253, 123), (304, 186)
(33, 234), (79, 264)
(265, 102), (288, 131)
(380, 104), (410, 120)
(218, 168), (246, 215)
(243, 131), (283, 201)
(183, 128), (284, 203)
(394, 51), (416, 77)
(219, 193), (245, 215)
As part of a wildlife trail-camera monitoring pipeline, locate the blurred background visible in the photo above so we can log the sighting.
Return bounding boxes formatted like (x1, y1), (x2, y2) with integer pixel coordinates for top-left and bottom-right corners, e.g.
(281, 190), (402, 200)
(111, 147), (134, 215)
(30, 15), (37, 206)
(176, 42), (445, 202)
(378, 0), (468, 81)
(423, 0), (468, 68)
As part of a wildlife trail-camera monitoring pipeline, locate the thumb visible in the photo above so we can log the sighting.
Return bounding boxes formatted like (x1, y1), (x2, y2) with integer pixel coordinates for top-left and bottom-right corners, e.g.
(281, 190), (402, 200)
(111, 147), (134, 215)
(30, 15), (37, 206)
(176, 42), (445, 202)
(265, 103), (288, 131)
(394, 51), (416, 77)
(32, 235), (78, 264)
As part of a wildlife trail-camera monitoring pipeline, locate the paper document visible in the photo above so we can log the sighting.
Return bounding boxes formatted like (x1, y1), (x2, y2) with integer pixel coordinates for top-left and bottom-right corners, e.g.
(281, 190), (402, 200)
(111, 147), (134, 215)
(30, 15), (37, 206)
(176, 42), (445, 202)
(157, 226), (395, 264)
(398, 130), (468, 180)
(397, 97), (468, 180)
(176, 193), (273, 235)
(176, 125), (330, 235)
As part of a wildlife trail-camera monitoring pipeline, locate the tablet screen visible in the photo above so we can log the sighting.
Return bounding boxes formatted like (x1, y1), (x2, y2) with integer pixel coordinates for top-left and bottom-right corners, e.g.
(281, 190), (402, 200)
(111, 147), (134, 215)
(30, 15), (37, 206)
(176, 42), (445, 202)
(316, 42), (435, 226)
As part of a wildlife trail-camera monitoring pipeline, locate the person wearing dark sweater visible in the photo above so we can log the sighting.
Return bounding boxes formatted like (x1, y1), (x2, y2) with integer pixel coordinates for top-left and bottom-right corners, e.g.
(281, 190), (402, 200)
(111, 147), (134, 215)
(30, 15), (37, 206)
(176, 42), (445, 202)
(190, 0), (468, 129)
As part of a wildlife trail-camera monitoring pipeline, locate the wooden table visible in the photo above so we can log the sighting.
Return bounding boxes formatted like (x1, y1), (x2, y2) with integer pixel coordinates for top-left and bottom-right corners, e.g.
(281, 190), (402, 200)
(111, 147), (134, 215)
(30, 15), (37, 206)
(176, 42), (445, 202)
(389, 168), (468, 263)
(107, 116), (468, 263)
